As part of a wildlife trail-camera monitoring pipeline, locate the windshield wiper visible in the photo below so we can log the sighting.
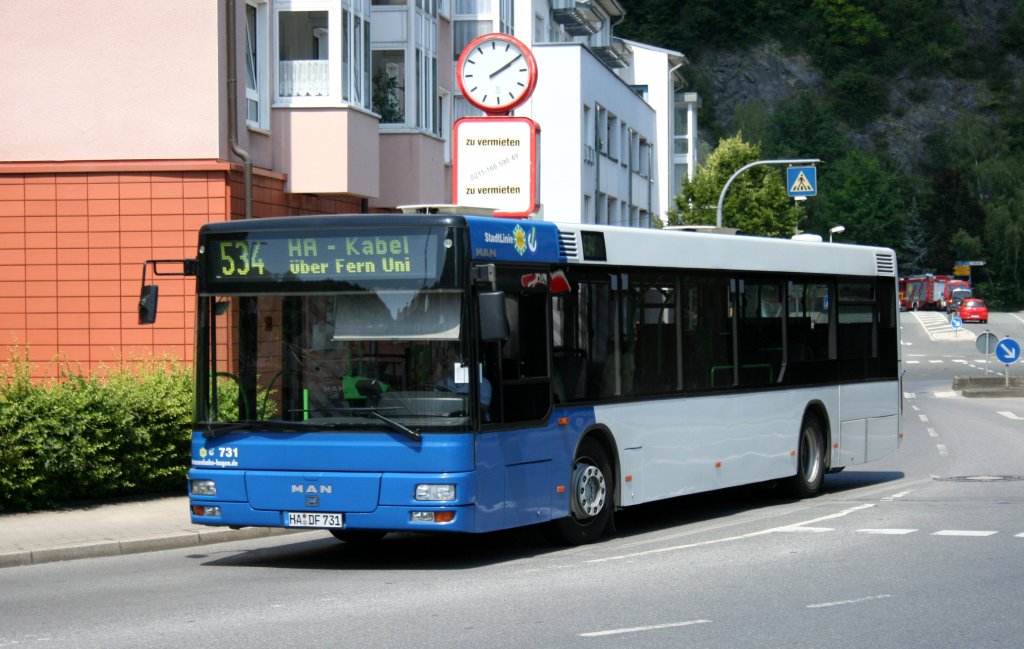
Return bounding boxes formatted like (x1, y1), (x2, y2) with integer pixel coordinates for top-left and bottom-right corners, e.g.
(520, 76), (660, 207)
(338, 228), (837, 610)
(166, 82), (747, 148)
(365, 409), (421, 442)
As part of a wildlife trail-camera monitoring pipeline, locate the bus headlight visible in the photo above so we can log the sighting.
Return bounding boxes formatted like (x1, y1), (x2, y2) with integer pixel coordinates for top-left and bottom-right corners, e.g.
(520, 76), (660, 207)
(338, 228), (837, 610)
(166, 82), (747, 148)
(414, 484), (456, 501)
(190, 479), (217, 496)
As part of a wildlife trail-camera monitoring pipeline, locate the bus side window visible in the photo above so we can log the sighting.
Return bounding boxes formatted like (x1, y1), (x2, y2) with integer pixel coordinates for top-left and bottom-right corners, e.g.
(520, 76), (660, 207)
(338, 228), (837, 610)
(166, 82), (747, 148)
(682, 275), (733, 390)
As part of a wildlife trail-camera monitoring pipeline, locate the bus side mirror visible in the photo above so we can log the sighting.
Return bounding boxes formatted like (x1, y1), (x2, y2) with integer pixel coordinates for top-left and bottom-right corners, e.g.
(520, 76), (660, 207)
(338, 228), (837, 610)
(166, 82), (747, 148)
(479, 291), (509, 342)
(138, 285), (159, 325)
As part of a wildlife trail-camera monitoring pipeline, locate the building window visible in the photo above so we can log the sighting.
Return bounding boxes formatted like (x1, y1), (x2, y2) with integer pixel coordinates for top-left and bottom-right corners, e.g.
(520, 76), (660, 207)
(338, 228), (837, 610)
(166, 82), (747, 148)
(453, 20), (491, 58)
(416, 48), (436, 130)
(275, 0), (371, 108)
(341, 11), (370, 104)
(439, 89), (451, 160)
(371, 0), (437, 131)
(455, 0), (491, 14)
(278, 9), (330, 98)
(245, 0), (270, 129)
(372, 50), (405, 123)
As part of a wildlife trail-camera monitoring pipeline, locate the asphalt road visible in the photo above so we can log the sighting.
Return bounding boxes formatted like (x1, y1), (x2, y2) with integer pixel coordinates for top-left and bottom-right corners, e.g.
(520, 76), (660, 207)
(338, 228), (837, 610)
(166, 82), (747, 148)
(2, 311), (1023, 648)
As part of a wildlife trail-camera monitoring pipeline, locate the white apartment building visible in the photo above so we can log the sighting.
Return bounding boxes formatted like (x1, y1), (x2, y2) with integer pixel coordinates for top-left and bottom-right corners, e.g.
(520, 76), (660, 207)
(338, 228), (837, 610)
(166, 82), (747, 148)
(449, 0), (696, 225)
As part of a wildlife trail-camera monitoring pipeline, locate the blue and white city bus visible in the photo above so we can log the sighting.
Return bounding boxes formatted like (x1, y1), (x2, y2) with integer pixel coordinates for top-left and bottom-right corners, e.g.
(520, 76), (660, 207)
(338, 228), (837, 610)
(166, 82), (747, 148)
(140, 211), (901, 545)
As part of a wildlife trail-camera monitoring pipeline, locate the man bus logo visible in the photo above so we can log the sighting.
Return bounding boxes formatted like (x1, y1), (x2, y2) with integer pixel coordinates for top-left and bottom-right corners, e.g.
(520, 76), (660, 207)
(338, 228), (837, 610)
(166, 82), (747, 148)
(292, 484), (333, 494)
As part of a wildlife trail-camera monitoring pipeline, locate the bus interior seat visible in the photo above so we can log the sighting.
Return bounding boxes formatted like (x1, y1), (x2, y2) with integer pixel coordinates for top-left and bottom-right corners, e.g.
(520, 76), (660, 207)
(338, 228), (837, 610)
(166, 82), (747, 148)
(553, 350), (587, 400)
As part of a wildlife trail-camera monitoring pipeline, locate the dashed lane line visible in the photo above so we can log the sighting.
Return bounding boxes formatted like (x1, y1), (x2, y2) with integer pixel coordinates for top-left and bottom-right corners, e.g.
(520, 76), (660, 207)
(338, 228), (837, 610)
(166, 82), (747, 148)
(806, 594), (892, 609)
(579, 619), (711, 638)
(586, 504), (876, 564)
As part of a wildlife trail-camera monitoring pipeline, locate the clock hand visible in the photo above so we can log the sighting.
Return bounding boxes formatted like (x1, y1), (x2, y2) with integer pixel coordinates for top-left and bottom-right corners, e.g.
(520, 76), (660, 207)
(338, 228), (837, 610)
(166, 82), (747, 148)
(489, 54), (523, 78)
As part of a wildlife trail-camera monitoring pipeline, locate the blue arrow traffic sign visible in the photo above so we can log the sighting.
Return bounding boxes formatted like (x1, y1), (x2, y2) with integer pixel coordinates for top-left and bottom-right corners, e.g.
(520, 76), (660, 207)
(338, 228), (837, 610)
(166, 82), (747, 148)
(995, 338), (1021, 364)
(950, 316), (963, 329)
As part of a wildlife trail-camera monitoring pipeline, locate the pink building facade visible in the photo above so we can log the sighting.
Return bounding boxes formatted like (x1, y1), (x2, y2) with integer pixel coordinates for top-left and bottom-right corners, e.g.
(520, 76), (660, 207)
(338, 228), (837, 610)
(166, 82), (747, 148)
(0, 0), (452, 377)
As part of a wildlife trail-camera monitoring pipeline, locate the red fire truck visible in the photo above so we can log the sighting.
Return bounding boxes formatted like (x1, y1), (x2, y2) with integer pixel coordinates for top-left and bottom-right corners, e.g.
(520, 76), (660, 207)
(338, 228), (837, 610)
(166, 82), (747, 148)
(899, 275), (971, 311)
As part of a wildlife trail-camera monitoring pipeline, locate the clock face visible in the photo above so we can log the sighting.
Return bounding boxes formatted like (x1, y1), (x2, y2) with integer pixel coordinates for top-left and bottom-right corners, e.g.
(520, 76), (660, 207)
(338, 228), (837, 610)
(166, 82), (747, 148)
(457, 33), (538, 114)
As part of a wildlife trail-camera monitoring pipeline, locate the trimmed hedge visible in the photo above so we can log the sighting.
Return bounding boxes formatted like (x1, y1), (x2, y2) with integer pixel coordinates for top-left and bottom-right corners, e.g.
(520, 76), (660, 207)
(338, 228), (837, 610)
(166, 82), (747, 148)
(0, 350), (194, 511)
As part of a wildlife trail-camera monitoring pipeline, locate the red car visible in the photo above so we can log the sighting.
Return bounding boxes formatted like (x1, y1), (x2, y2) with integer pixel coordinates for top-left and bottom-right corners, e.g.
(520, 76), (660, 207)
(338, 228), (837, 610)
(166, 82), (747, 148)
(959, 298), (989, 323)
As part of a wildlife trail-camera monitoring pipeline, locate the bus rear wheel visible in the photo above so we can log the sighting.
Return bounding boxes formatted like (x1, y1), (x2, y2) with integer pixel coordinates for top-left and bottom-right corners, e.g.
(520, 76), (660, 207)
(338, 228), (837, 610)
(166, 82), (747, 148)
(543, 438), (613, 546)
(783, 414), (825, 498)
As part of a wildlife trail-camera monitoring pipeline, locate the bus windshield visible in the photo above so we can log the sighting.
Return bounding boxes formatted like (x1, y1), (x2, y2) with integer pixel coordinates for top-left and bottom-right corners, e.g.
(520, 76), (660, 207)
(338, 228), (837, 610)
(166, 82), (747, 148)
(195, 224), (479, 432)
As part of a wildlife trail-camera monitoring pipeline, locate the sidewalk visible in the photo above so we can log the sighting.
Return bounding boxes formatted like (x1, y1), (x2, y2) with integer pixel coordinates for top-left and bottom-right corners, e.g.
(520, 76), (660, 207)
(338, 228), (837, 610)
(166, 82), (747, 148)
(0, 495), (294, 569)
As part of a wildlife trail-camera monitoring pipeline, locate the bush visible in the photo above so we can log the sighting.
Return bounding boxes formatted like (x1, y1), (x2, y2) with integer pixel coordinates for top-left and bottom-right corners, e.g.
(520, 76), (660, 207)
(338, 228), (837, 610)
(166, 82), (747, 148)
(0, 350), (194, 511)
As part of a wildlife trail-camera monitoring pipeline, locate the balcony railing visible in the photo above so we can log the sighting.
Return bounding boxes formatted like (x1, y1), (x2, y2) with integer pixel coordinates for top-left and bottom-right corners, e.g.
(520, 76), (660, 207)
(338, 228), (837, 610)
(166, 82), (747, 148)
(279, 60), (330, 98)
(551, 0), (601, 36)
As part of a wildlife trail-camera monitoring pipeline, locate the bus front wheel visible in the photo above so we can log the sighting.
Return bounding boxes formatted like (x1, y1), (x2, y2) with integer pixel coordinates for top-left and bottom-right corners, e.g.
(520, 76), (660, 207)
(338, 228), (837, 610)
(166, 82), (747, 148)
(783, 414), (825, 498)
(543, 438), (613, 546)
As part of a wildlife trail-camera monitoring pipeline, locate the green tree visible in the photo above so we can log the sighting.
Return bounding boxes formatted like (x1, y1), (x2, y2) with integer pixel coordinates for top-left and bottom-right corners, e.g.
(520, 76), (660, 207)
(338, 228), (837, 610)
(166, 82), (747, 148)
(808, 0), (888, 74)
(763, 91), (849, 162)
(669, 133), (803, 237)
(899, 199), (928, 275)
(815, 149), (912, 250)
(982, 189), (1024, 307)
(919, 168), (985, 272)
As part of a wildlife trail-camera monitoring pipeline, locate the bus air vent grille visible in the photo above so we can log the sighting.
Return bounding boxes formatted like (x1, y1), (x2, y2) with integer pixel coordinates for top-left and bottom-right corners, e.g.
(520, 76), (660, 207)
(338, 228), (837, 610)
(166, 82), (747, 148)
(875, 252), (896, 276)
(559, 231), (580, 260)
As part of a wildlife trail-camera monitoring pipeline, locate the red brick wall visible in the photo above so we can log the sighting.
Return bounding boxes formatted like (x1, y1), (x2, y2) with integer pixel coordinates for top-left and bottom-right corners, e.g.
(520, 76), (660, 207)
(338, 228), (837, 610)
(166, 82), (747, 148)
(0, 161), (363, 379)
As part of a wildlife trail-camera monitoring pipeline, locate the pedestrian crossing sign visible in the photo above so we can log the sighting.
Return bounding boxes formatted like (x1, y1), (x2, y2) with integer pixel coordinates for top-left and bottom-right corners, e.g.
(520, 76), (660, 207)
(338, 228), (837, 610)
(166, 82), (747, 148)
(787, 166), (817, 197)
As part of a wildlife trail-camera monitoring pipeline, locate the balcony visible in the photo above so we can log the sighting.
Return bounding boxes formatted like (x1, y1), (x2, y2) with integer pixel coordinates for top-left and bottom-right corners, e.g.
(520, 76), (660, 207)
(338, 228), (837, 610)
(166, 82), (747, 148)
(271, 107), (380, 197)
(551, 0), (601, 36)
(590, 35), (632, 69)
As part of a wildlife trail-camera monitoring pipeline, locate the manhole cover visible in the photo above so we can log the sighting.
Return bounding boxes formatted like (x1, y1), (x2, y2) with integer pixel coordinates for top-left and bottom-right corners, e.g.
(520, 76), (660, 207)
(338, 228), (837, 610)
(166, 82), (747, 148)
(933, 475), (1024, 482)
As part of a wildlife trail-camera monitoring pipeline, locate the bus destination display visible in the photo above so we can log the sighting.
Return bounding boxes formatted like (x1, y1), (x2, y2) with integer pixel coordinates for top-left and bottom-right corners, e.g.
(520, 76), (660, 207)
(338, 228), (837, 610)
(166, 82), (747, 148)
(206, 231), (438, 284)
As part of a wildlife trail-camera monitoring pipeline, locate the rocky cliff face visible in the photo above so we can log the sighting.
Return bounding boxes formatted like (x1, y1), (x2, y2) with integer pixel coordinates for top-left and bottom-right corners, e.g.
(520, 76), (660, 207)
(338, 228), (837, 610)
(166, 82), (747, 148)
(696, 41), (993, 173)
(690, 0), (1020, 174)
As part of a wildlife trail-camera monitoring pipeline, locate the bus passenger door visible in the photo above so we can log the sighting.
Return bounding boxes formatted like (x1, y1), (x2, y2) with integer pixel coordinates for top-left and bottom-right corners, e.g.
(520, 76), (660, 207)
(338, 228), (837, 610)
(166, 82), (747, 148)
(482, 267), (553, 425)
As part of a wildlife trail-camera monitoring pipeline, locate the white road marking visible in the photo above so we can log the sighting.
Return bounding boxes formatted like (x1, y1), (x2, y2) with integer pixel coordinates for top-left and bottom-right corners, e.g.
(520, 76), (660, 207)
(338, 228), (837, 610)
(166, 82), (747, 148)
(856, 529), (917, 535)
(807, 594), (892, 609)
(932, 391), (957, 398)
(580, 619), (711, 637)
(587, 505), (874, 564)
(997, 411), (1024, 420)
(936, 444), (949, 456)
(919, 414), (929, 422)
(927, 427), (938, 438)
(776, 526), (833, 533)
(933, 530), (998, 537)
(880, 490), (912, 501)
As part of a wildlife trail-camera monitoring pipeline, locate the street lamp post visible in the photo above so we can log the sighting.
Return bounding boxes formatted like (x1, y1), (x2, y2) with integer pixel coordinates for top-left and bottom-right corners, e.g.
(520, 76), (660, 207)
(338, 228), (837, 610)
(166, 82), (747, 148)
(829, 225), (845, 242)
(716, 158), (821, 228)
